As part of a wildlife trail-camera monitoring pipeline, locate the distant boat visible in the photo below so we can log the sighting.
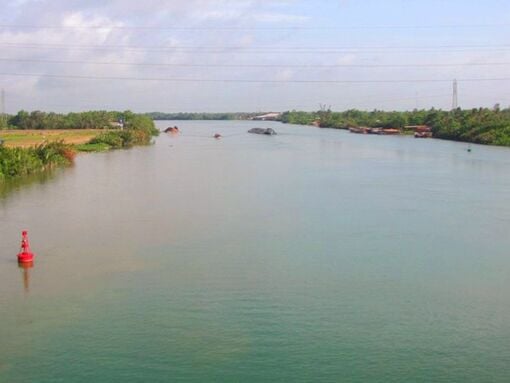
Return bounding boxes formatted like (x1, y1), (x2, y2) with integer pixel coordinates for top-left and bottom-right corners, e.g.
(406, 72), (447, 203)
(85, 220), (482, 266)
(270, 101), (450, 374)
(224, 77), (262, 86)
(164, 126), (179, 133)
(367, 127), (383, 134)
(248, 128), (277, 135)
(414, 131), (432, 138)
(349, 127), (368, 134)
(349, 127), (401, 135)
(381, 128), (400, 135)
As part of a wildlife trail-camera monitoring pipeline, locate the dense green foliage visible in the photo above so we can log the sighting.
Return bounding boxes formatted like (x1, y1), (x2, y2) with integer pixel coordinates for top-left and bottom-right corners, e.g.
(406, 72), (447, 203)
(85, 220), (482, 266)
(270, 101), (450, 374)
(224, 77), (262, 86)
(6, 110), (117, 129)
(147, 112), (263, 120)
(4, 110), (159, 132)
(280, 106), (510, 146)
(75, 142), (111, 152)
(0, 141), (75, 180)
(87, 112), (158, 149)
(0, 115), (7, 130)
(122, 111), (159, 139)
(1, 110), (158, 179)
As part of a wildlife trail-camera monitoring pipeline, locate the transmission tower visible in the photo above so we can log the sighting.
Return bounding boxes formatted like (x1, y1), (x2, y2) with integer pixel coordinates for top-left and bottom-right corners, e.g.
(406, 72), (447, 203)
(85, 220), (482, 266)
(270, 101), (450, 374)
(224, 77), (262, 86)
(452, 79), (458, 110)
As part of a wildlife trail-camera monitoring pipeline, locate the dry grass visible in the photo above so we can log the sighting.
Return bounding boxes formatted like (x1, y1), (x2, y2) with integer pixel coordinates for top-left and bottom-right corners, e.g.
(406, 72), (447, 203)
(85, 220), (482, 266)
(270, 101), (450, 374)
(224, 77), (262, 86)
(0, 129), (101, 148)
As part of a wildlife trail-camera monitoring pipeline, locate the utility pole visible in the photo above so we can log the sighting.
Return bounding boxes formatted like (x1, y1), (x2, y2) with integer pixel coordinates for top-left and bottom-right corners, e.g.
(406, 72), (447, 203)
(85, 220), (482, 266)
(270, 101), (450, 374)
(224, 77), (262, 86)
(452, 79), (458, 110)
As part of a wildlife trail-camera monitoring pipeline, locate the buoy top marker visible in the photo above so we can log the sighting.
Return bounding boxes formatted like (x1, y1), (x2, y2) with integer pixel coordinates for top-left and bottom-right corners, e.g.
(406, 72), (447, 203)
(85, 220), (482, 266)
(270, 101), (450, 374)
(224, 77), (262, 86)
(17, 230), (35, 263)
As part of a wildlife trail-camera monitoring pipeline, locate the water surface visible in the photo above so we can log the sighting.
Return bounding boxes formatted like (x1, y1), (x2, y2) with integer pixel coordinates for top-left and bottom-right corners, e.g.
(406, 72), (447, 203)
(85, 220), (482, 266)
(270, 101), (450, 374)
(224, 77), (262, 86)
(1, 121), (510, 382)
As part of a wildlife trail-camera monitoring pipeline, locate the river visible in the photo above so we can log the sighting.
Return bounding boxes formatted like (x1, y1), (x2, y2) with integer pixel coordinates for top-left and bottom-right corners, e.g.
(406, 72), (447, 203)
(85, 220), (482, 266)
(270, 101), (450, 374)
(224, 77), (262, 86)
(1, 120), (510, 382)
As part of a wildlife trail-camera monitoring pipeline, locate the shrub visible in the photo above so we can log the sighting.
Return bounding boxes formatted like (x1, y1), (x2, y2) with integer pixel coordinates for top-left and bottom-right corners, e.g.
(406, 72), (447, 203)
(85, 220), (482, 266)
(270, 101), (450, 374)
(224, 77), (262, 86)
(0, 141), (75, 180)
(89, 131), (125, 149)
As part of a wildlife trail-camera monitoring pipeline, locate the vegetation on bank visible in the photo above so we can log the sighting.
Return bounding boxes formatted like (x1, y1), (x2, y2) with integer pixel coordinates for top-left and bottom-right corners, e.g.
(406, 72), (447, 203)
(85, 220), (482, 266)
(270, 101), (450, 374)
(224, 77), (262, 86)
(280, 106), (510, 146)
(78, 113), (158, 151)
(146, 112), (263, 120)
(75, 142), (111, 152)
(1, 110), (122, 130)
(2, 110), (158, 132)
(0, 141), (75, 180)
(0, 110), (159, 180)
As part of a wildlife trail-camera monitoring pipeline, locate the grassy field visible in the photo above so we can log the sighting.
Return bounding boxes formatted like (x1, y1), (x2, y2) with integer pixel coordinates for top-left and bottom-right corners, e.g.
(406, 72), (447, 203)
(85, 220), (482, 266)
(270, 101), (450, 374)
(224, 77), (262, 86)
(0, 130), (100, 148)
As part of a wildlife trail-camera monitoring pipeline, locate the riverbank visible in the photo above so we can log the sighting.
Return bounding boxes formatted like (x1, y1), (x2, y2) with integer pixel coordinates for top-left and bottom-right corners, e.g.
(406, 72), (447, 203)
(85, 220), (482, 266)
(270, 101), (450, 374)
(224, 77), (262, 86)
(0, 111), (159, 181)
(0, 141), (76, 180)
(279, 108), (510, 147)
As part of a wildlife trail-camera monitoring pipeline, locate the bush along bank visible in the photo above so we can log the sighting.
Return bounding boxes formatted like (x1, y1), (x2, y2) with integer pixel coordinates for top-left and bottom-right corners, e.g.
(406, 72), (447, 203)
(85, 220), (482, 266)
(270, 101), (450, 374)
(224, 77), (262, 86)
(280, 107), (510, 147)
(0, 141), (76, 180)
(1, 112), (159, 179)
(77, 113), (159, 152)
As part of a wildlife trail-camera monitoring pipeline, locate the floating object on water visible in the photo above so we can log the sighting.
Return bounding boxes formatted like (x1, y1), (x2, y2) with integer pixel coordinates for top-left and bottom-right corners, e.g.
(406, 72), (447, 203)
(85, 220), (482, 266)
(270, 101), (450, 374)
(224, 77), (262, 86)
(349, 127), (368, 134)
(248, 127), (277, 135)
(17, 231), (35, 264)
(213, 133), (222, 139)
(414, 131), (432, 138)
(164, 126), (180, 134)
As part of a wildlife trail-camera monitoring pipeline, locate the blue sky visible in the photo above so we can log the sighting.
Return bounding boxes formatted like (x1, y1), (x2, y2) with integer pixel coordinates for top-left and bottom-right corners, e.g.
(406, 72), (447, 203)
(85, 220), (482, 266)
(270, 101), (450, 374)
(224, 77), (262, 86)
(1, 0), (510, 112)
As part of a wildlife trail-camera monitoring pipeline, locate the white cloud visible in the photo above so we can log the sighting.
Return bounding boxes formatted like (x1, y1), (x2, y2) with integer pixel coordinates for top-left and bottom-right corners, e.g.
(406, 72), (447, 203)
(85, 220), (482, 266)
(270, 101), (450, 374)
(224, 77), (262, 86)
(335, 54), (357, 65)
(0, 0), (507, 112)
(252, 12), (309, 23)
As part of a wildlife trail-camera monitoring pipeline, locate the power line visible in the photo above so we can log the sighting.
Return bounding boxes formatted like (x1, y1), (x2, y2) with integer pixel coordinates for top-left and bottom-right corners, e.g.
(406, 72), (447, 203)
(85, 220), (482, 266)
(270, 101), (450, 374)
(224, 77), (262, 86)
(1, 71), (510, 84)
(1, 42), (509, 50)
(0, 57), (509, 69)
(0, 23), (509, 30)
(1, 42), (510, 54)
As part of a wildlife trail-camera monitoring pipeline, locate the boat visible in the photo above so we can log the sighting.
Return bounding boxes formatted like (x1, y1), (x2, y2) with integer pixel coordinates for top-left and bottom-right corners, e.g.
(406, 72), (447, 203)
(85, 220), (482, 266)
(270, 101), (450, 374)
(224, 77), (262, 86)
(349, 127), (368, 134)
(381, 128), (400, 135)
(367, 127), (383, 134)
(414, 131), (432, 138)
(164, 126), (179, 133)
(248, 128), (277, 135)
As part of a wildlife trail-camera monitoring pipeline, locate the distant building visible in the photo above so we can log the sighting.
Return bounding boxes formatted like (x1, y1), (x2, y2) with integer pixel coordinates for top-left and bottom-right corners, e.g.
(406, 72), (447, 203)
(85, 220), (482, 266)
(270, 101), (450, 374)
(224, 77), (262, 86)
(110, 121), (124, 129)
(251, 112), (282, 121)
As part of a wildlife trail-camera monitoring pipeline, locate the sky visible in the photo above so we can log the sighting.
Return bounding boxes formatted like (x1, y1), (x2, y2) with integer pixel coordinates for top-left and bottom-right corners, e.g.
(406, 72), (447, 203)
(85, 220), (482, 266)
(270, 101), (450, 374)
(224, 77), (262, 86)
(1, 0), (510, 113)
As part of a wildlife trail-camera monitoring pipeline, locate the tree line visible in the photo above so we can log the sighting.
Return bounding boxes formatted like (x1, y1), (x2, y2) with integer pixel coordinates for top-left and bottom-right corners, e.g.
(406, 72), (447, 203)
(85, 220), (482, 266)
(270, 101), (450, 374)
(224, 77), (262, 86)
(1, 110), (125, 130)
(280, 106), (510, 146)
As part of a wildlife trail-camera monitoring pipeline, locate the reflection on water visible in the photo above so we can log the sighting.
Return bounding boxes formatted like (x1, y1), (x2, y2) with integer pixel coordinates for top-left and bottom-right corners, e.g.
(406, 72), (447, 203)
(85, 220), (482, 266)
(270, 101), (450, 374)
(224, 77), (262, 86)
(18, 261), (33, 293)
(0, 169), (59, 200)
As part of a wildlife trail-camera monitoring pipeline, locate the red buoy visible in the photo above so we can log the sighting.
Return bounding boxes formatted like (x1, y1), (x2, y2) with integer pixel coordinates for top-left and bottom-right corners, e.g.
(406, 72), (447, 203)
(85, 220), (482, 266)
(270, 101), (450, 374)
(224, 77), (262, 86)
(17, 230), (35, 264)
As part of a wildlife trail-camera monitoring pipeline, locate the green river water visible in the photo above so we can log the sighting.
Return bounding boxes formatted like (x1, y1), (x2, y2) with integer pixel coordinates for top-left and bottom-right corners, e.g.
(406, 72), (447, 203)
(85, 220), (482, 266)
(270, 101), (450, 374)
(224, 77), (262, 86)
(1, 120), (510, 382)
